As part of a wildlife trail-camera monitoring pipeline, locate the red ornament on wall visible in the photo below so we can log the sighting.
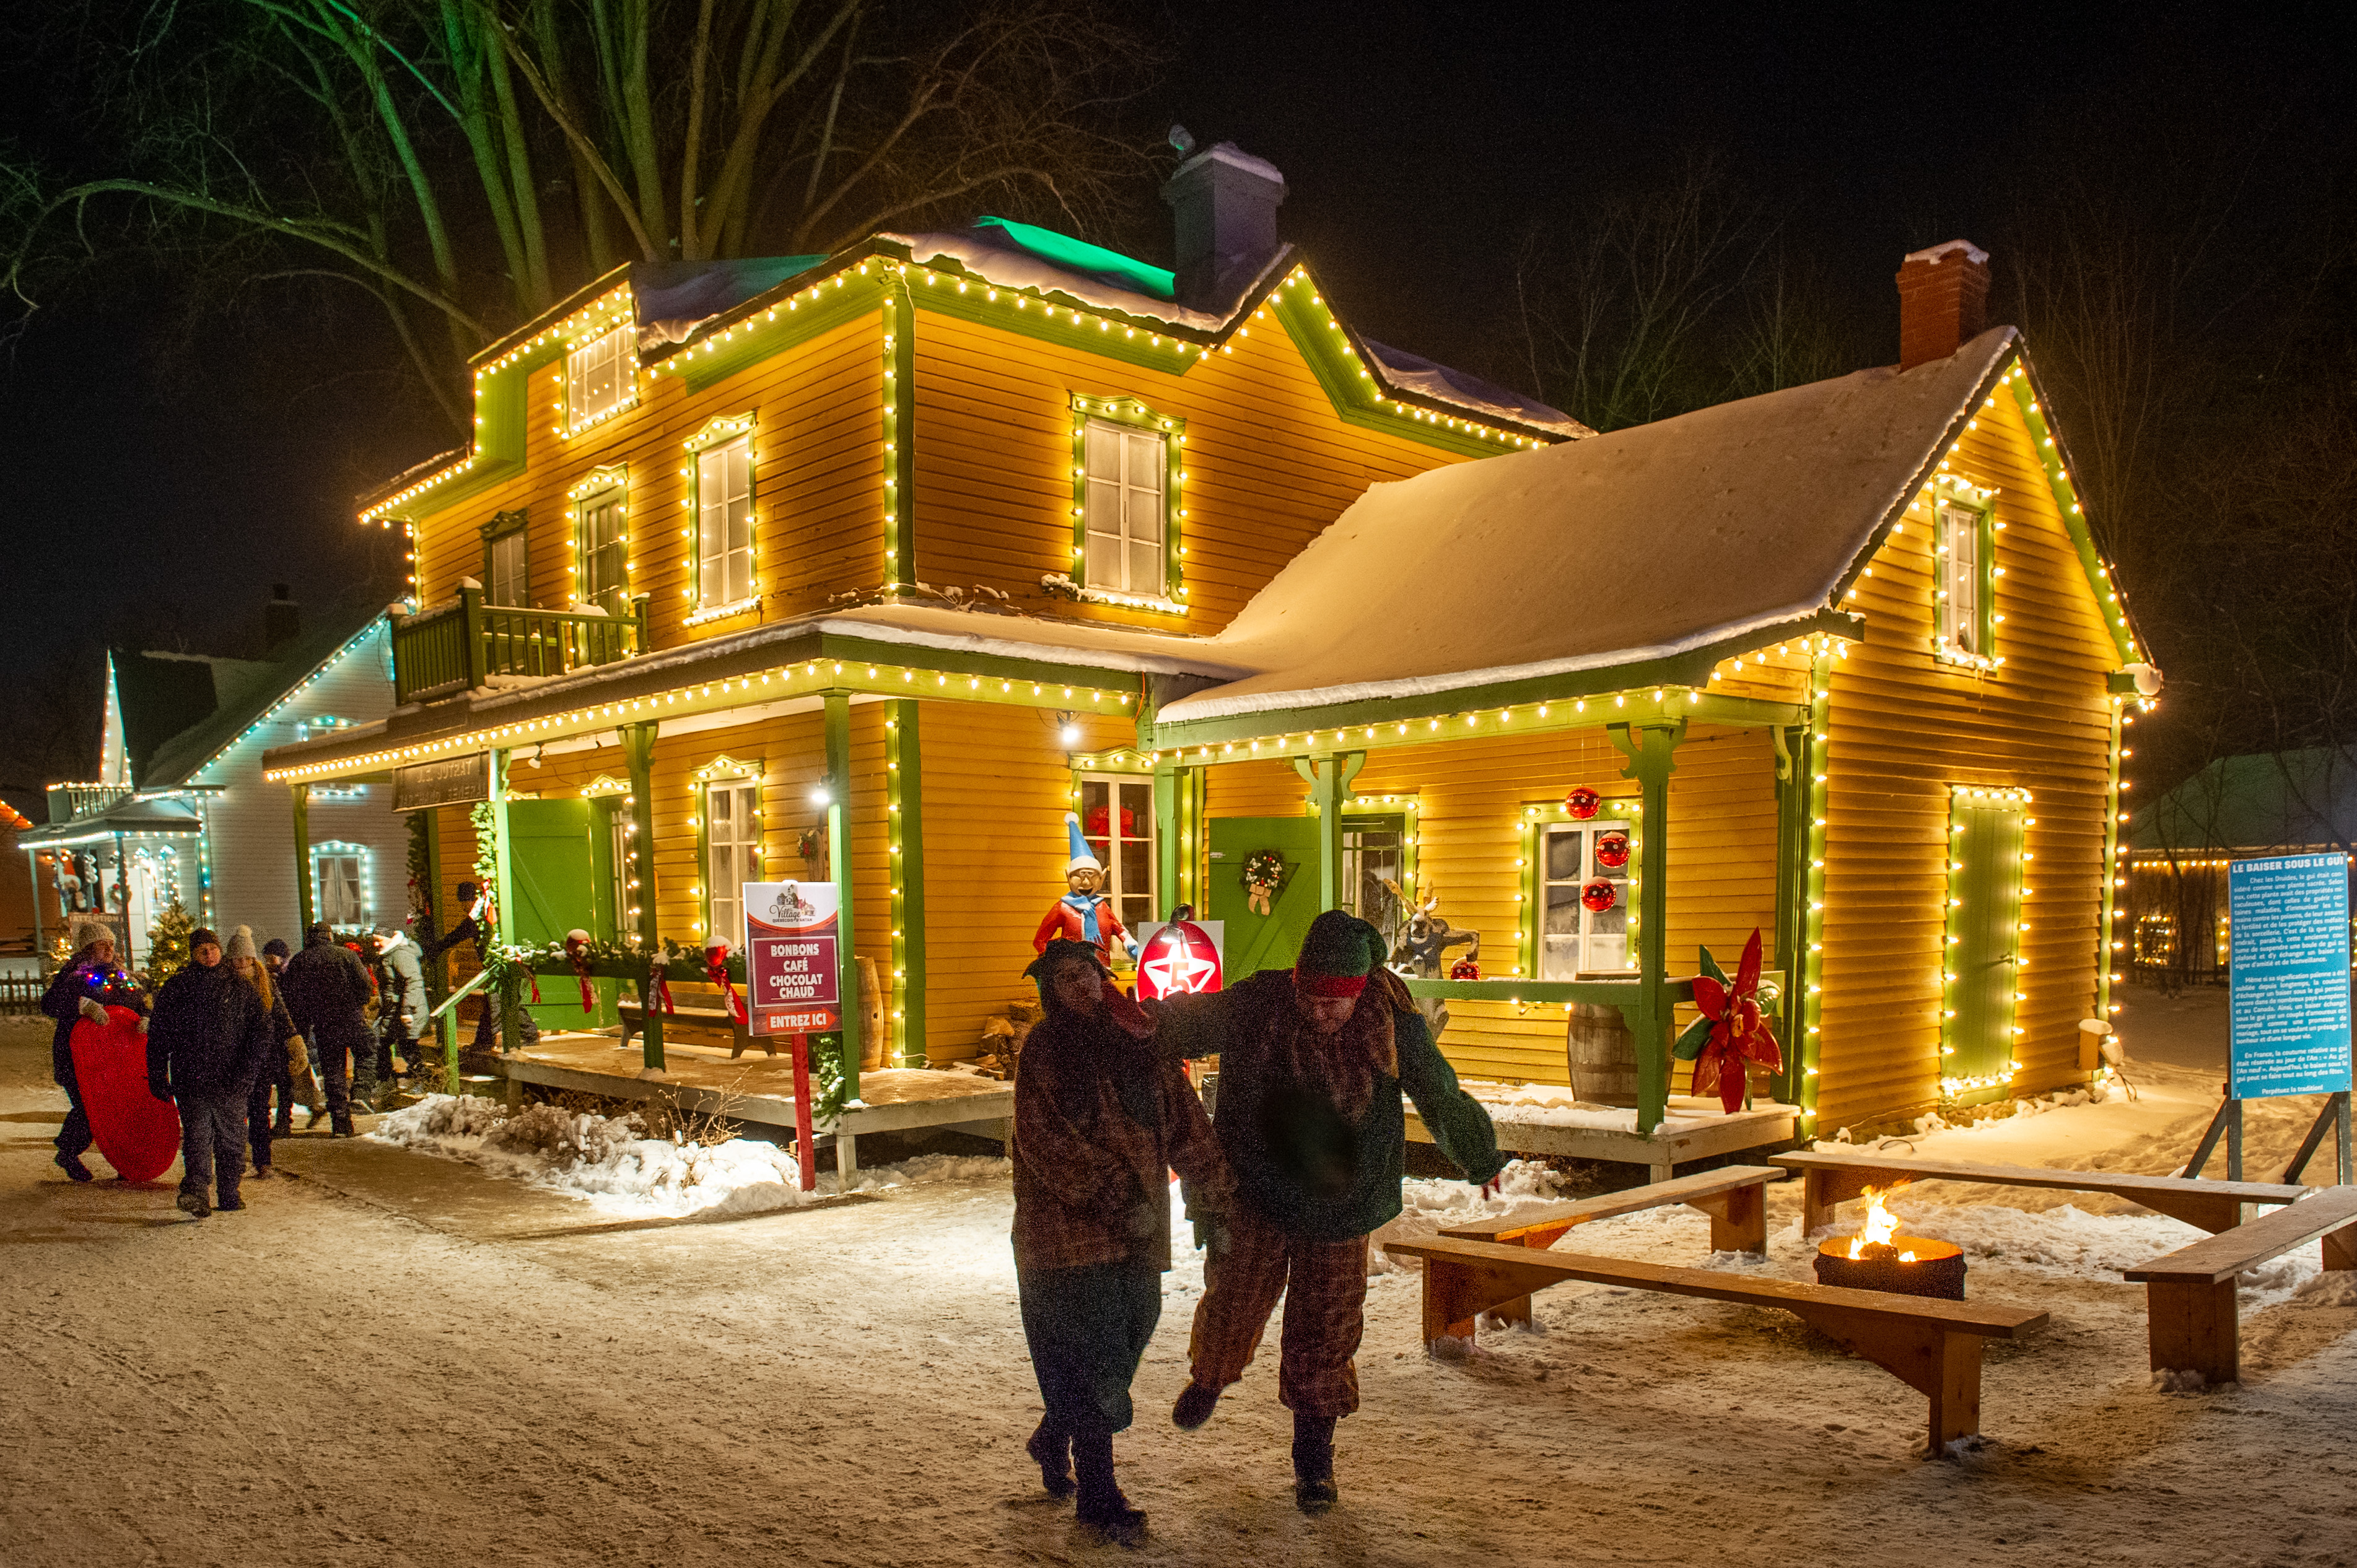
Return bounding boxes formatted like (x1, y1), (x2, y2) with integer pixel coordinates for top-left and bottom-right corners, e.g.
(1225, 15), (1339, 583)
(1594, 830), (1630, 870)
(1565, 786), (1601, 820)
(1581, 879), (1619, 913)
(1448, 956), (1482, 980)
(1137, 918), (1224, 1000)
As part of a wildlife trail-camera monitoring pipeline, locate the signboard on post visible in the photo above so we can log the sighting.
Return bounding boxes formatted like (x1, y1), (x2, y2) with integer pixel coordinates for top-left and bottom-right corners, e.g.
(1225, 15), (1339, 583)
(2228, 853), (2353, 1100)
(744, 881), (841, 1037)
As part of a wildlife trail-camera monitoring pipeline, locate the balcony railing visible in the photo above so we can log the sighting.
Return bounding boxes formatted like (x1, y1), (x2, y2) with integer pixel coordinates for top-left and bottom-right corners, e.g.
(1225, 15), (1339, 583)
(391, 583), (651, 705)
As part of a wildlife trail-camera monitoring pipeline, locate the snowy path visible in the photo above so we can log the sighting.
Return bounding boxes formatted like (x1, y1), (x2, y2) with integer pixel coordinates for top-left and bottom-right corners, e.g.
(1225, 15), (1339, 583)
(4, 1020), (2356, 1567)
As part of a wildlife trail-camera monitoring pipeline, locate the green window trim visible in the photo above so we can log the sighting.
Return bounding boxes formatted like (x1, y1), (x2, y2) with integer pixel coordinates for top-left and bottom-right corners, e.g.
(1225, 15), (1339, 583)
(1930, 476), (1998, 668)
(683, 412), (761, 624)
(691, 754), (764, 945)
(1064, 393), (1187, 614)
(1941, 785), (2029, 1102)
(1517, 795), (1640, 982)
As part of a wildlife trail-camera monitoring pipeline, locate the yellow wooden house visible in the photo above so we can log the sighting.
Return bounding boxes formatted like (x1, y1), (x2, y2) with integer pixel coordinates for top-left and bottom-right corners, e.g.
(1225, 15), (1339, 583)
(263, 150), (2153, 1161)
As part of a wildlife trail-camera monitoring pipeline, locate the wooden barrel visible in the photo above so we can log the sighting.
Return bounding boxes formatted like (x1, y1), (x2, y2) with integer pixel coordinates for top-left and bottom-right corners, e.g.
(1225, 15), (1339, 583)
(858, 956), (886, 1070)
(1566, 1003), (1639, 1107)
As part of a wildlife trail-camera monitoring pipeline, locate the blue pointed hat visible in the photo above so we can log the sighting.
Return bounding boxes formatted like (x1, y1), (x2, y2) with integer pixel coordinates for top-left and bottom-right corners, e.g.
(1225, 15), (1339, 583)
(1063, 811), (1101, 875)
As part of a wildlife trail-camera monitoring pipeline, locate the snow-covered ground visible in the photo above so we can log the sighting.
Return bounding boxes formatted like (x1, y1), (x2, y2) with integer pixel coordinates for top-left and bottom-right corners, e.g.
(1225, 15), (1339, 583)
(7, 1021), (2357, 1567)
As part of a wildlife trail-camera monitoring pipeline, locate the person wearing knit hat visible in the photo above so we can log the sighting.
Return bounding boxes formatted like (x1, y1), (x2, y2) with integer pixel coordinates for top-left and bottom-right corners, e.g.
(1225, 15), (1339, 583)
(225, 926), (308, 1173)
(280, 921), (378, 1133)
(38, 920), (149, 1180)
(1032, 812), (1139, 969)
(1152, 908), (1507, 1513)
(147, 918), (272, 1216)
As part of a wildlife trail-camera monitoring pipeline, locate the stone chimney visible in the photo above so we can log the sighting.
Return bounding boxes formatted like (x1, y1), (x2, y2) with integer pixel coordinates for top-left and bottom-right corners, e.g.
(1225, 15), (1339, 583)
(1896, 240), (1991, 372)
(263, 583), (300, 653)
(1162, 141), (1287, 310)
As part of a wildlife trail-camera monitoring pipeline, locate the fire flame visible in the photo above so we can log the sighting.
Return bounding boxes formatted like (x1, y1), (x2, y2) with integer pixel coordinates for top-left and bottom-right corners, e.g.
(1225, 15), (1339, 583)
(1847, 1183), (1915, 1260)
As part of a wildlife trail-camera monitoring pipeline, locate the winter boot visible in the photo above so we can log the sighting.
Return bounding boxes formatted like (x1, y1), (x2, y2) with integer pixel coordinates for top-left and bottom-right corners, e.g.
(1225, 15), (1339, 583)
(1292, 1413), (1339, 1514)
(331, 1115), (355, 1138)
(1071, 1432), (1145, 1540)
(55, 1151), (93, 1182)
(1026, 1419), (1075, 1499)
(176, 1189), (211, 1219)
(273, 1112), (293, 1138)
(306, 1104), (328, 1131)
(1171, 1381), (1222, 1431)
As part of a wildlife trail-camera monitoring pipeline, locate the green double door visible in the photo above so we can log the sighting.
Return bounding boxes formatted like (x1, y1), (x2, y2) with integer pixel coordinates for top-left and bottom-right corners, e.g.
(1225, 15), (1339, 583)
(503, 798), (623, 1030)
(1207, 816), (1324, 980)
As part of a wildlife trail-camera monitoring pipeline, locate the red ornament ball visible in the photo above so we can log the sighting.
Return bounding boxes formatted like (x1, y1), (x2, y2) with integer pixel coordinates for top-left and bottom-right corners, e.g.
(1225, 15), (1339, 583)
(1594, 830), (1630, 870)
(1581, 879), (1619, 913)
(1564, 786), (1601, 820)
(1137, 918), (1224, 1000)
(1448, 956), (1482, 981)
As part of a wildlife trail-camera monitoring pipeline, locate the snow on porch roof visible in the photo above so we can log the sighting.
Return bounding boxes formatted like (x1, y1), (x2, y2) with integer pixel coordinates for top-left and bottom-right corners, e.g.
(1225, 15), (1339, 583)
(1158, 328), (2021, 725)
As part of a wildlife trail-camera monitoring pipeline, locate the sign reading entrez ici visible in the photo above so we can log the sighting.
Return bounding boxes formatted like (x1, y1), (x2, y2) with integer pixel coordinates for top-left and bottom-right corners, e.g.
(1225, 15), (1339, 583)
(743, 880), (840, 1037)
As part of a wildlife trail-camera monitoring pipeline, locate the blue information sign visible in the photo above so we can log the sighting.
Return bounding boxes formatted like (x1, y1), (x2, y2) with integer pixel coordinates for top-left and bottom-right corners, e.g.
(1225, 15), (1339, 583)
(2228, 853), (2354, 1100)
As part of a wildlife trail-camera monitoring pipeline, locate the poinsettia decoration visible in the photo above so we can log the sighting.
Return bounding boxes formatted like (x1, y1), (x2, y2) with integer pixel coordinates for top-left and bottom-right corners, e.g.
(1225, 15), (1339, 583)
(1673, 928), (1783, 1113)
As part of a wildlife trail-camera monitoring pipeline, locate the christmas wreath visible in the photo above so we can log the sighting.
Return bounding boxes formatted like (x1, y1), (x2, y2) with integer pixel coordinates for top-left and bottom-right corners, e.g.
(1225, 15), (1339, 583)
(1243, 849), (1287, 915)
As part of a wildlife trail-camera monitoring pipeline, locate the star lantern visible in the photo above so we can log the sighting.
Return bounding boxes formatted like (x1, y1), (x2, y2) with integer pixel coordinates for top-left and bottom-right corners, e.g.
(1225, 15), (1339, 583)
(1673, 928), (1785, 1113)
(1137, 917), (1223, 1000)
(1564, 786), (1602, 820)
(1594, 830), (1630, 870)
(1580, 879), (1618, 913)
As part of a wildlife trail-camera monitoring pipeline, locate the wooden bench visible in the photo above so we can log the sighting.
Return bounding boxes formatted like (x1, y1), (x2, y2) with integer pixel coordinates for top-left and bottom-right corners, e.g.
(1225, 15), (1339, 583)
(1384, 1234), (2048, 1452)
(2123, 1186), (2357, 1385)
(1772, 1148), (2310, 1236)
(1440, 1165), (1782, 1255)
(618, 1001), (763, 1058)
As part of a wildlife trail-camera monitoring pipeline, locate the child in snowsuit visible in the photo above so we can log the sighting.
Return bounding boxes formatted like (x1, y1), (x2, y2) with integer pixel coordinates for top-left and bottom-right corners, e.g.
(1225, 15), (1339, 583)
(1011, 938), (1230, 1540)
(40, 919), (149, 1181)
(1156, 910), (1508, 1512)
(147, 928), (273, 1217)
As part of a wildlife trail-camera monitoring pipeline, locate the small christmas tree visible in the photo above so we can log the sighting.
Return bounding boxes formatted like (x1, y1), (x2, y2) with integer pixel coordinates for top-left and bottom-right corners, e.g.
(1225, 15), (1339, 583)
(147, 900), (195, 987)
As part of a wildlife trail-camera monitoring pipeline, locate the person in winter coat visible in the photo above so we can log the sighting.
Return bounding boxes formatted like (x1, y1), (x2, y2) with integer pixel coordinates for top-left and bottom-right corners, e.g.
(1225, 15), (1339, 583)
(1011, 938), (1231, 1541)
(281, 921), (377, 1133)
(40, 919), (150, 1181)
(371, 925), (428, 1086)
(147, 928), (273, 1218)
(225, 926), (310, 1174)
(1155, 910), (1508, 1514)
(420, 881), (538, 1058)
(260, 937), (324, 1129)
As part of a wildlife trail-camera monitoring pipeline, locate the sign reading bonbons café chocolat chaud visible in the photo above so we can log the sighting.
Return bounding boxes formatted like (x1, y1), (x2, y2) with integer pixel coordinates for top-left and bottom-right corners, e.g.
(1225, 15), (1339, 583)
(743, 880), (840, 1037)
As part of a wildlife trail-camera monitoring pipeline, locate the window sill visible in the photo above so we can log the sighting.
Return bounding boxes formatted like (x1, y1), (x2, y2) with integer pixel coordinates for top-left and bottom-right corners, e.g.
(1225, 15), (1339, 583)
(684, 596), (761, 628)
(562, 396), (639, 438)
(1931, 642), (2001, 671)
(1039, 573), (1187, 616)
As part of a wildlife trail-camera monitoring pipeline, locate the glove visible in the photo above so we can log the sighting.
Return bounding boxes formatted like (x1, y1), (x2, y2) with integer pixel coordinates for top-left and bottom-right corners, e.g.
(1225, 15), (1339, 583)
(1101, 988), (1155, 1041)
(135, 1015), (150, 1035)
(1480, 1178), (1502, 1201)
(1192, 1211), (1231, 1260)
(78, 996), (108, 1026)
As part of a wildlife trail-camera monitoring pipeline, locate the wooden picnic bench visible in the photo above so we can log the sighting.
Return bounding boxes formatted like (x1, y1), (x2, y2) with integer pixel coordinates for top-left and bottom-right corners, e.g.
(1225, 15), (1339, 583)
(1770, 1148), (2310, 1237)
(618, 1000), (763, 1058)
(1384, 1233), (2048, 1451)
(2124, 1185), (2357, 1385)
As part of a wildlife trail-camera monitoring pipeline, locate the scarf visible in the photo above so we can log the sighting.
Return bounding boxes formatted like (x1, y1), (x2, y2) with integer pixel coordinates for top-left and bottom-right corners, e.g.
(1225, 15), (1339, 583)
(1060, 891), (1104, 946)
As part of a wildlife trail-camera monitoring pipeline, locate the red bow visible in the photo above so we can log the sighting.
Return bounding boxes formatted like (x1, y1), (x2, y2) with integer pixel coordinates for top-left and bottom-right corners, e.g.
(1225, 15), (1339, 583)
(704, 941), (746, 1026)
(564, 932), (597, 1013)
(649, 954), (675, 1014)
(1679, 928), (1784, 1113)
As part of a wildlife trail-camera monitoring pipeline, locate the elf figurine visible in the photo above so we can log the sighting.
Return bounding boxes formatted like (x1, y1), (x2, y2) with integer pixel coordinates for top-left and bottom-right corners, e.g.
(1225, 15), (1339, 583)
(1033, 812), (1139, 968)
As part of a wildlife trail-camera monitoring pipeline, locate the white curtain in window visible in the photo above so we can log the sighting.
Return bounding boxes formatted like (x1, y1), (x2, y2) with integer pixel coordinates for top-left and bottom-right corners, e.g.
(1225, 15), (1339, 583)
(706, 781), (759, 947)
(1083, 419), (1165, 595)
(697, 437), (754, 606)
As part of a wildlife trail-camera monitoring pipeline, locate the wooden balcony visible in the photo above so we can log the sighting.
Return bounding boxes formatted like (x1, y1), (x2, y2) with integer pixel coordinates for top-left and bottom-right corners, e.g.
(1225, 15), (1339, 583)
(391, 583), (650, 705)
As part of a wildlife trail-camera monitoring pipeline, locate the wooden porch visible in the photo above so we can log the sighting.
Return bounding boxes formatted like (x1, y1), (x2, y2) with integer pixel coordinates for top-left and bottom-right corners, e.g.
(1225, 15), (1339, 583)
(1412, 1084), (1803, 1185)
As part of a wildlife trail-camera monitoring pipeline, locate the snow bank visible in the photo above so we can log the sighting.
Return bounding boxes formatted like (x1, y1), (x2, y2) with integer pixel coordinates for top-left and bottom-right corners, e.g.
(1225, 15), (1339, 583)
(371, 1094), (1010, 1221)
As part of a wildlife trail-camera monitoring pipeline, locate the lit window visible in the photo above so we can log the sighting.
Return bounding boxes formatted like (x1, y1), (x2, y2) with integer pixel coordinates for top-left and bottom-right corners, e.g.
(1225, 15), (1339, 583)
(608, 810), (640, 942)
(577, 486), (628, 617)
(566, 325), (633, 429)
(1083, 418), (1166, 596)
(486, 526), (528, 608)
(696, 435), (754, 608)
(704, 780), (759, 947)
(1539, 823), (1627, 977)
(312, 847), (366, 926)
(1936, 497), (1989, 658)
(1079, 776), (1155, 933)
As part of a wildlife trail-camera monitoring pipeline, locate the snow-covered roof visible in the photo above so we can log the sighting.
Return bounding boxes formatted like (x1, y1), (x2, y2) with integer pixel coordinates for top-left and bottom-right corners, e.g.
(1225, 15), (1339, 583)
(1158, 328), (2022, 724)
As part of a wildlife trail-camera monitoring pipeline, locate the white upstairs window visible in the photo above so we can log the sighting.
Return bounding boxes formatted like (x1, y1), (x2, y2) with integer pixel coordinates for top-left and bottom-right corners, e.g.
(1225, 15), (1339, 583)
(696, 435), (754, 608)
(486, 528), (528, 607)
(1936, 499), (1986, 658)
(567, 325), (633, 430)
(1083, 418), (1166, 596)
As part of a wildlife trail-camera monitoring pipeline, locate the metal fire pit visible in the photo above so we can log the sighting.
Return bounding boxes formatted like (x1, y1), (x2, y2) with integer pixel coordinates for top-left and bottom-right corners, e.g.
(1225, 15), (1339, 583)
(1814, 1235), (1966, 1300)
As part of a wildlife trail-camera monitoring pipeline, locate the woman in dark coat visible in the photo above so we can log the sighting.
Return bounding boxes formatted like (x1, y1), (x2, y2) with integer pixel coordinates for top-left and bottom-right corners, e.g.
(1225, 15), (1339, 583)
(40, 919), (149, 1181)
(1011, 939), (1230, 1541)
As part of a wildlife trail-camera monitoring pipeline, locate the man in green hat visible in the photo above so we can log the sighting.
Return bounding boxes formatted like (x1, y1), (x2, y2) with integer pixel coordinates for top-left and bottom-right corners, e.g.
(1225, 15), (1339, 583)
(1155, 908), (1507, 1512)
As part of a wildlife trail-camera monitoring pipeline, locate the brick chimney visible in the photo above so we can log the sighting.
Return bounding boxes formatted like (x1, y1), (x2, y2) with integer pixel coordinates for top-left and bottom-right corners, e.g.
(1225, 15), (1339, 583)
(262, 583), (300, 653)
(1896, 240), (1991, 372)
(1162, 141), (1287, 310)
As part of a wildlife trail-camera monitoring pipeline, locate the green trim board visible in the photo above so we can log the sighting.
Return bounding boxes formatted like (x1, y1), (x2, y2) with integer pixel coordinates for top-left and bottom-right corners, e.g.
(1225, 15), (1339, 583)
(291, 784), (313, 930)
(1770, 723), (1810, 1104)
(658, 258), (873, 394)
(1943, 787), (2029, 1100)
(480, 508), (530, 608)
(824, 694), (861, 1102)
(1267, 278), (1505, 460)
(885, 284), (916, 586)
(619, 721), (663, 1069)
(2095, 703), (2125, 1066)
(1068, 393), (1188, 609)
(1608, 719), (1685, 1136)
(886, 700), (925, 1066)
(1795, 653), (1830, 1128)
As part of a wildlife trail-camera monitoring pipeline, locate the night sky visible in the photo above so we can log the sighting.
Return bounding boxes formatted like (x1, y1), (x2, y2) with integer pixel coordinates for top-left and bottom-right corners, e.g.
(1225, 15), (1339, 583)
(0, 1), (2343, 806)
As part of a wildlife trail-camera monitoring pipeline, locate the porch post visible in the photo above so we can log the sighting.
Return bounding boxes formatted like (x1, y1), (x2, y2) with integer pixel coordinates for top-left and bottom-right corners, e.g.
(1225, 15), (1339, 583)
(26, 850), (46, 964)
(1301, 752), (1367, 913)
(419, 808), (457, 1081)
(1771, 723), (1809, 1104)
(1154, 761), (1181, 915)
(885, 700), (926, 1066)
(618, 721), (662, 1071)
(486, 749), (528, 1052)
(824, 694), (862, 1104)
(291, 784), (313, 930)
(1611, 720), (1686, 1136)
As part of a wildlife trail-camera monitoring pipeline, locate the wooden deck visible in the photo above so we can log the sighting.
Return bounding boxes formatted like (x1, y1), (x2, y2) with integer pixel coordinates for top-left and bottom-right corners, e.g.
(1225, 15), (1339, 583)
(1409, 1086), (1801, 1183)
(491, 1031), (1013, 1180)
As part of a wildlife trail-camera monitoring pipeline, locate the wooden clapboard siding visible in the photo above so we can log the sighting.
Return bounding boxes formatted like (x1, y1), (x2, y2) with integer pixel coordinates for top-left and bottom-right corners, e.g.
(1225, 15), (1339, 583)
(1199, 723), (1782, 1086)
(410, 308), (884, 641)
(1815, 385), (2117, 1133)
(911, 305), (1472, 633)
(918, 702), (1137, 1061)
(434, 803), (481, 998)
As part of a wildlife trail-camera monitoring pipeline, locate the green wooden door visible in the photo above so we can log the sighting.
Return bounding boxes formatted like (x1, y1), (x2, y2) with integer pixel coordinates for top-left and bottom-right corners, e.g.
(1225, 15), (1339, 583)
(1946, 799), (2025, 1086)
(1208, 816), (1324, 979)
(505, 798), (614, 1030)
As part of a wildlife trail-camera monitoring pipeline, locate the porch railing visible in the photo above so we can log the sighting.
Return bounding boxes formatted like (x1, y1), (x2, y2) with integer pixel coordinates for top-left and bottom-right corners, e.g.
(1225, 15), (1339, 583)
(392, 583), (651, 704)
